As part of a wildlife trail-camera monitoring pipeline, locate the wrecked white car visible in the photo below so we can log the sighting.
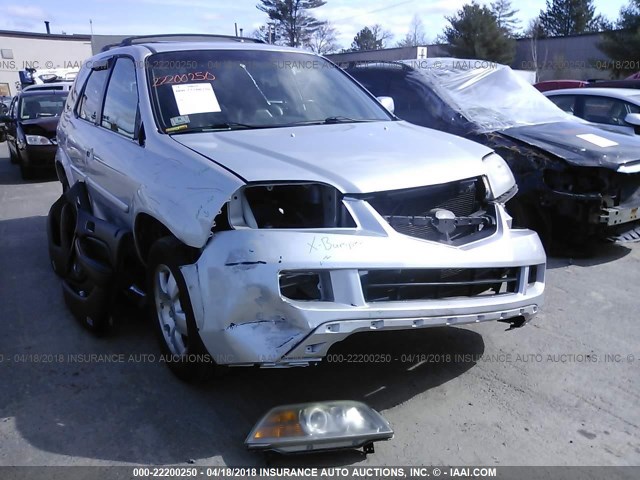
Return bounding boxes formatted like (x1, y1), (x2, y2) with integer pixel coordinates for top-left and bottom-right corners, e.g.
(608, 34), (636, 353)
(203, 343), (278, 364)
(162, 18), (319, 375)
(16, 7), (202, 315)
(48, 35), (545, 381)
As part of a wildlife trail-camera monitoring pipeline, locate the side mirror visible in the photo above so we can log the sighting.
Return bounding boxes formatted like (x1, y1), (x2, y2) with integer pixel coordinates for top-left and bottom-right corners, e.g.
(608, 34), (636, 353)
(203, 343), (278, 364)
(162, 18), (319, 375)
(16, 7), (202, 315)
(624, 113), (640, 127)
(377, 96), (395, 114)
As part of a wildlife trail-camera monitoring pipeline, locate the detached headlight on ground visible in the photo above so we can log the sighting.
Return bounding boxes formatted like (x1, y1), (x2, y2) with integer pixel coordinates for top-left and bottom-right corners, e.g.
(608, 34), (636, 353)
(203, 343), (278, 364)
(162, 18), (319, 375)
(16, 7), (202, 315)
(26, 135), (53, 145)
(483, 153), (517, 202)
(245, 401), (393, 454)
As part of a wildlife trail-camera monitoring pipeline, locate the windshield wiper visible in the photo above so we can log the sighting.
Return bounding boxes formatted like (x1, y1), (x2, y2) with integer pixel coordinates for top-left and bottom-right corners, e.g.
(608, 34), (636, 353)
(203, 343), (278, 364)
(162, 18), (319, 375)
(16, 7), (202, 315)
(324, 116), (372, 124)
(285, 116), (380, 126)
(167, 122), (260, 134)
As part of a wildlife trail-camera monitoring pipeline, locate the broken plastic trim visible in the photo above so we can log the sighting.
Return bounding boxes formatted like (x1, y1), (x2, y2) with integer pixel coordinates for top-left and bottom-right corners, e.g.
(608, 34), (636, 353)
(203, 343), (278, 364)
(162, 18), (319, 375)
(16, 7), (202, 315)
(228, 183), (357, 229)
(279, 271), (334, 301)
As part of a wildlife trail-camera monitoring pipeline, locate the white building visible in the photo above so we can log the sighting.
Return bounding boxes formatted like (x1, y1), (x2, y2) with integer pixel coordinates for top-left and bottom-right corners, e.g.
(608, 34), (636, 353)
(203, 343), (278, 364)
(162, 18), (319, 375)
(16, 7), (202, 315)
(0, 29), (92, 96)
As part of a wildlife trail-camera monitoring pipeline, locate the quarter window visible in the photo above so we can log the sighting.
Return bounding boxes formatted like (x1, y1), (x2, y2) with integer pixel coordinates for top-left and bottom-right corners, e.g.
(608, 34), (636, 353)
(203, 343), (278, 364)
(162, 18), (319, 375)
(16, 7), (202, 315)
(548, 95), (576, 114)
(78, 67), (110, 123)
(101, 58), (139, 139)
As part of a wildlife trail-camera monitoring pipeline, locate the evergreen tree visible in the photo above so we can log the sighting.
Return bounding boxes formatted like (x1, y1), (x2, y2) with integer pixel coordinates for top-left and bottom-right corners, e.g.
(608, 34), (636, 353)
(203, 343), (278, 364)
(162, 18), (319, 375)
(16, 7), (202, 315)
(538, 0), (604, 36)
(350, 25), (392, 51)
(256, 0), (327, 47)
(443, 2), (516, 64)
(599, 0), (640, 76)
(491, 0), (520, 35)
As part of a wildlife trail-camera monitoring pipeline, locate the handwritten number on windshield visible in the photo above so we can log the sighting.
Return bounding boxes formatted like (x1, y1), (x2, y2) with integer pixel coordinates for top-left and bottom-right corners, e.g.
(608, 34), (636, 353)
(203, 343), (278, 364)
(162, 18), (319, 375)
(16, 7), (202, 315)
(152, 71), (216, 87)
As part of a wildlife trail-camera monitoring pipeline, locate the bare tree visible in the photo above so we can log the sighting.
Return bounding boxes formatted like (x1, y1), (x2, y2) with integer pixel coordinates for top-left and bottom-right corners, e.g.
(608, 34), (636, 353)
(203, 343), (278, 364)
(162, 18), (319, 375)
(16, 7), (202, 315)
(525, 18), (548, 81)
(307, 22), (340, 54)
(396, 14), (428, 47)
(371, 24), (393, 48)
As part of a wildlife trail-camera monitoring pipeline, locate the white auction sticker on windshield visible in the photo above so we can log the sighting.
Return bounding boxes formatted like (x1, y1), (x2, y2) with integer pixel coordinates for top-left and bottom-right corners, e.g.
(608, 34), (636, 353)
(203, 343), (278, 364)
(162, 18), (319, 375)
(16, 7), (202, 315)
(576, 133), (618, 148)
(172, 83), (221, 115)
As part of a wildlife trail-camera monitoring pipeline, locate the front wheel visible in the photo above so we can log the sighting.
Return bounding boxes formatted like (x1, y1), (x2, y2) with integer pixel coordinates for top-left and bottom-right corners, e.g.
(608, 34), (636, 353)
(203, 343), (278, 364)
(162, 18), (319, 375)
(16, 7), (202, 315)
(147, 236), (217, 382)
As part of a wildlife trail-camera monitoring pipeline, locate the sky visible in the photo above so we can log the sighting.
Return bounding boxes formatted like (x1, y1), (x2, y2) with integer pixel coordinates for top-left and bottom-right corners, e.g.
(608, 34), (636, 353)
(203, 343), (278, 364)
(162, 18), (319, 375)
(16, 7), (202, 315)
(0, 0), (630, 48)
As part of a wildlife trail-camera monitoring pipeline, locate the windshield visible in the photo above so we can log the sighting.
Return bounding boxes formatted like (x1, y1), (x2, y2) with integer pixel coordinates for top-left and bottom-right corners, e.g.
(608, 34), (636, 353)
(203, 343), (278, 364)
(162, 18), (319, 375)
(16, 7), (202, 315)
(403, 58), (571, 132)
(147, 50), (392, 132)
(19, 94), (67, 120)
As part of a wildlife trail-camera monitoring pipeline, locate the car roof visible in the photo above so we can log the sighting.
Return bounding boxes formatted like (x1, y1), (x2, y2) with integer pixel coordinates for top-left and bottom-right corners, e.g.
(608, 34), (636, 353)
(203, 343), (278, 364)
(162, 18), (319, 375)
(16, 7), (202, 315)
(18, 90), (69, 97)
(106, 41), (314, 56)
(23, 82), (72, 90)
(545, 88), (640, 102)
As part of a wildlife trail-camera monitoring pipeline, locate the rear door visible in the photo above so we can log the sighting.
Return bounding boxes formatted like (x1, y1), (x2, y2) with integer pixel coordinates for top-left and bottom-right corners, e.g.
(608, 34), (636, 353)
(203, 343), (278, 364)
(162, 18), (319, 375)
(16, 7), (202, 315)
(67, 59), (114, 220)
(87, 56), (142, 226)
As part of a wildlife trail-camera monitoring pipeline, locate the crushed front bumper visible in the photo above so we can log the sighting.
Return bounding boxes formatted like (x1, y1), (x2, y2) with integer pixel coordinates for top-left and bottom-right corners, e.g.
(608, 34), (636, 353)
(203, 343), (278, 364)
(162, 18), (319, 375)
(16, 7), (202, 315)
(180, 204), (545, 367)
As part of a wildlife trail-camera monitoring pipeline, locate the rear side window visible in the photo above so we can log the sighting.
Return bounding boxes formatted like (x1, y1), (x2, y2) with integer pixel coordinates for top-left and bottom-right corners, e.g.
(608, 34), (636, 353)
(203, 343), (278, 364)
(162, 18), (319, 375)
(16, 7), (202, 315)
(78, 67), (110, 123)
(101, 58), (139, 139)
(348, 68), (391, 96)
(582, 96), (629, 126)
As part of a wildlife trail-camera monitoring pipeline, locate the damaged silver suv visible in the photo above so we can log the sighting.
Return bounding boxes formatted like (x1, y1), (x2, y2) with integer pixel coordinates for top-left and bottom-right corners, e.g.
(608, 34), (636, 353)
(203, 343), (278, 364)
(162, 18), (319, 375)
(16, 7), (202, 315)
(49, 35), (545, 381)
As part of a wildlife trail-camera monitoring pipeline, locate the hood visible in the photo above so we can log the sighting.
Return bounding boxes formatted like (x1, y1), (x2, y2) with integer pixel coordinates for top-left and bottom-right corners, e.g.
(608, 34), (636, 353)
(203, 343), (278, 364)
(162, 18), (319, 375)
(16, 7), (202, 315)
(499, 121), (640, 169)
(171, 121), (492, 194)
(19, 117), (60, 138)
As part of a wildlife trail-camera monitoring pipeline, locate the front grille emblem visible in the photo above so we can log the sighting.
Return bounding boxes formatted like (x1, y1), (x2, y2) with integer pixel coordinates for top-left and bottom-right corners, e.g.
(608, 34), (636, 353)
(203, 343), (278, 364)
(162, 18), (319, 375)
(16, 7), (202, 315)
(430, 209), (457, 236)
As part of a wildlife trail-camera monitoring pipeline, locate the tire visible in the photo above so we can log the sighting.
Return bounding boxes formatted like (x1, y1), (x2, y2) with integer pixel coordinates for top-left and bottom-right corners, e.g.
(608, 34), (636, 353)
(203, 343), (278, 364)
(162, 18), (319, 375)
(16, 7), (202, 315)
(147, 236), (217, 382)
(58, 199), (114, 335)
(47, 194), (72, 277)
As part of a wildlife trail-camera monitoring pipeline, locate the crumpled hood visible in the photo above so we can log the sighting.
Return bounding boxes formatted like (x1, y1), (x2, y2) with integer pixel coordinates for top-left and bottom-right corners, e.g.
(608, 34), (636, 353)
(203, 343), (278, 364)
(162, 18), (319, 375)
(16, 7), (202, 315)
(499, 121), (640, 169)
(19, 117), (60, 138)
(171, 121), (492, 193)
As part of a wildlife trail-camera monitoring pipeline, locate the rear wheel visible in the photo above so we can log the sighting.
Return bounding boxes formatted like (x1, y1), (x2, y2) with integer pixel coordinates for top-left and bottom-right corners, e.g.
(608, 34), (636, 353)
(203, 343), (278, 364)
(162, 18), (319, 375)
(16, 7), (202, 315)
(47, 194), (72, 277)
(147, 236), (216, 382)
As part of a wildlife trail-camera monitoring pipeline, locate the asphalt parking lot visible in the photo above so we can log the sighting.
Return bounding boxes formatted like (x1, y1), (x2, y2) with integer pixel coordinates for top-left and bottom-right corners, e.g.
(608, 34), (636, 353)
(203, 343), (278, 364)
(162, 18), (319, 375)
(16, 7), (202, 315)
(0, 141), (639, 469)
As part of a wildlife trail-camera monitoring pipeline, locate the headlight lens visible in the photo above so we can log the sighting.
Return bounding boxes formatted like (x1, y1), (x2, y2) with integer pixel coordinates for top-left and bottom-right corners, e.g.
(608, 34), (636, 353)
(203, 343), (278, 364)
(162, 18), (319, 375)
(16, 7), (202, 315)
(483, 153), (517, 202)
(26, 135), (53, 145)
(245, 401), (393, 454)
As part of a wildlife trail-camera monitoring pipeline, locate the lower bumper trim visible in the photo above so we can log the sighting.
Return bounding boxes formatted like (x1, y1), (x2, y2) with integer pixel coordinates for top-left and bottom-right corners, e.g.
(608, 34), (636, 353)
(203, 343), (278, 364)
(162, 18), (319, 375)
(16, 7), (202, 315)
(268, 304), (540, 367)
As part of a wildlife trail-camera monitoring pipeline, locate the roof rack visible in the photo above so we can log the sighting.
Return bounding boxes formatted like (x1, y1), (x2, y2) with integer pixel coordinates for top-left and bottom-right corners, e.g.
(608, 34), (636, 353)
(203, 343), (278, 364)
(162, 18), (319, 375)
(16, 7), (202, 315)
(338, 60), (409, 70)
(101, 34), (263, 52)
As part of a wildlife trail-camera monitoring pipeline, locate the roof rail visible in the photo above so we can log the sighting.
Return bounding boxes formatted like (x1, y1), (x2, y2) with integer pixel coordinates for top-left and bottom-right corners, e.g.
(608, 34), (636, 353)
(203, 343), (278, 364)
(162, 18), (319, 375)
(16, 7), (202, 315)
(101, 34), (263, 52)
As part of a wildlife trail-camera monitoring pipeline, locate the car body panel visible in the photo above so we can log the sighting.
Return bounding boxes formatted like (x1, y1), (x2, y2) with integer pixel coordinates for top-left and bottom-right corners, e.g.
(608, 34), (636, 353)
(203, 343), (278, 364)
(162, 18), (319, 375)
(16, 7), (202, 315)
(172, 121), (492, 194)
(499, 121), (640, 169)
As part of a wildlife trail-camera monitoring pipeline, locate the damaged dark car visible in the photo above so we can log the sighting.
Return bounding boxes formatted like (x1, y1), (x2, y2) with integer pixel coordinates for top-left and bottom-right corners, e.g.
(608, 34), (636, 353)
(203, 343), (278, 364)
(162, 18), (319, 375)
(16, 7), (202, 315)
(0, 90), (67, 179)
(344, 59), (640, 247)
